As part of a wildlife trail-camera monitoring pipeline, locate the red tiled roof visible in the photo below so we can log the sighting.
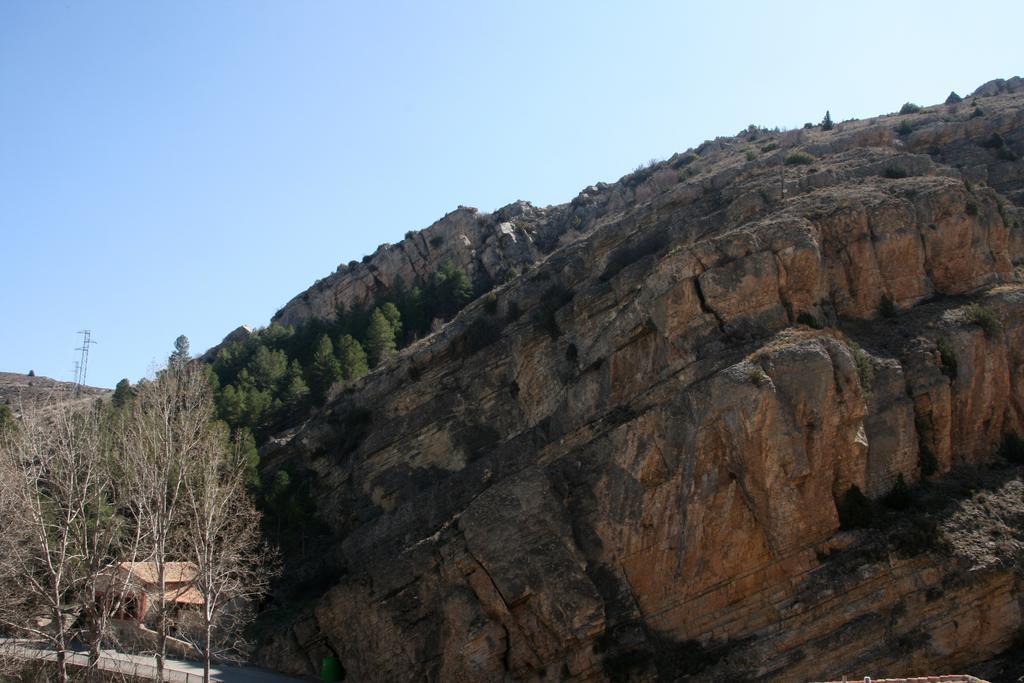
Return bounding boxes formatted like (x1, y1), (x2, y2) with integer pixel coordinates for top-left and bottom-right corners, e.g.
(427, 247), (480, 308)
(165, 584), (204, 606)
(117, 562), (198, 586)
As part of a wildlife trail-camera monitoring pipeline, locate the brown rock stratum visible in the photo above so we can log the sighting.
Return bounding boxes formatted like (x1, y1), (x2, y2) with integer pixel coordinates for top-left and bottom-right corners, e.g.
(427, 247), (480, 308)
(251, 80), (1024, 681)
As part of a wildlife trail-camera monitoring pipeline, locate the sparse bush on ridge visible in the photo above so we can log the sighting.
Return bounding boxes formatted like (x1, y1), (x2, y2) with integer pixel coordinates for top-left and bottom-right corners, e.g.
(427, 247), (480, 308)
(1000, 433), (1024, 464)
(997, 146), (1019, 161)
(879, 294), (898, 317)
(744, 364), (770, 386)
(599, 231), (671, 282)
(961, 303), (1002, 338)
(919, 444), (939, 477)
(977, 133), (1020, 162)
(899, 102), (921, 115)
(936, 337), (958, 379)
(838, 485), (874, 529)
(784, 151), (815, 166)
(882, 474), (912, 510)
(797, 312), (823, 329)
(883, 166), (908, 179)
(845, 339), (875, 394)
(981, 132), (1006, 149)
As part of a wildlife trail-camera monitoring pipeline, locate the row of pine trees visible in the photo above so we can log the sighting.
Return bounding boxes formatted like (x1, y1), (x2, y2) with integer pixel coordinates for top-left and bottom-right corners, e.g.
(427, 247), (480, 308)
(210, 262), (474, 443)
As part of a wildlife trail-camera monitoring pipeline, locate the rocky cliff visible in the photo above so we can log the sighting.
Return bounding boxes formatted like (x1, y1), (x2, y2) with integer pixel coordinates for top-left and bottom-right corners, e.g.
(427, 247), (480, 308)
(251, 79), (1024, 681)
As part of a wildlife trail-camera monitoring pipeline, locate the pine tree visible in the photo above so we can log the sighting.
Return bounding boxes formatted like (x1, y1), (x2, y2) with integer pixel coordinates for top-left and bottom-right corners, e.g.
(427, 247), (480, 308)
(429, 262), (473, 320)
(380, 302), (402, 339)
(310, 334), (343, 401)
(400, 285), (425, 342)
(821, 110), (834, 131)
(281, 359), (310, 409)
(112, 378), (135, 408)
(217, 384), (248, 428)
(365, 309), (397, 367)
(249, 346), (288, 389)
(234, 428), (261, 490)
(337, 334), (369, 382)
(169, 335), (191, 369)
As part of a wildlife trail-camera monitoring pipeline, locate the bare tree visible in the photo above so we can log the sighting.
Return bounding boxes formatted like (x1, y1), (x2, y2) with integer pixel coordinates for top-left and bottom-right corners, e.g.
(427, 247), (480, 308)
(0, 357), (273, 682)
(0, 421), (31, 680)
(0, 399), (112, 683)
(183, 429), (276, 682)
(120, 363), (213, 681)
(77, 408), (148, 676)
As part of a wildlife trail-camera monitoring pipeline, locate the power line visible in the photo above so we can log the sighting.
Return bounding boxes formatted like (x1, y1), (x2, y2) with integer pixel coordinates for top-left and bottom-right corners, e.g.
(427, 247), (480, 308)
(74, 330), (97, 394)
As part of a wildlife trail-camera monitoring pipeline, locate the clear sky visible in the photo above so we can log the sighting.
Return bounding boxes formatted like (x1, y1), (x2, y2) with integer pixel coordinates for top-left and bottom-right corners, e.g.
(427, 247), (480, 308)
(2, 1), (1021, 389)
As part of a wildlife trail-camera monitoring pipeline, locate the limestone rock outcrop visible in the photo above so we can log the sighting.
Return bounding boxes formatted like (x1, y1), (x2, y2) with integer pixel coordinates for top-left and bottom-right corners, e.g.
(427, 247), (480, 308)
(249, 80), (1024, 681)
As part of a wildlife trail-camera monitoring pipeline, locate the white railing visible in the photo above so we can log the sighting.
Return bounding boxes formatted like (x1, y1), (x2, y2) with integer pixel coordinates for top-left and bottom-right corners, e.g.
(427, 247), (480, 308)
(1, 640), (222, 682)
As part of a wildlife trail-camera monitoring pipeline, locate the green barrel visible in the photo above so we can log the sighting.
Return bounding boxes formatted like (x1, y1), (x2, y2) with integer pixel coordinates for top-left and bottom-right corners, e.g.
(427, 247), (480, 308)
(321, 656), (343, 681)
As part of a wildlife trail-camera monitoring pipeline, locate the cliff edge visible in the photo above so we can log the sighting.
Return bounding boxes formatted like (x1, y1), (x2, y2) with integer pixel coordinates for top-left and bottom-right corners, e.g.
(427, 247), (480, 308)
(248, 80), (1024, 681)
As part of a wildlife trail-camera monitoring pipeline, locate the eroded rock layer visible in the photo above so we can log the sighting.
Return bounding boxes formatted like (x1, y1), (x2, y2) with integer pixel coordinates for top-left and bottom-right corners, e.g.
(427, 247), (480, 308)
(254, 81), (1024, 681)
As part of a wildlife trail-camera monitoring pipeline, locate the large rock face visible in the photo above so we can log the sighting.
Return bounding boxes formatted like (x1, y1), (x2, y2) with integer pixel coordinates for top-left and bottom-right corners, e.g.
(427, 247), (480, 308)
(252, 82), (1024, 680)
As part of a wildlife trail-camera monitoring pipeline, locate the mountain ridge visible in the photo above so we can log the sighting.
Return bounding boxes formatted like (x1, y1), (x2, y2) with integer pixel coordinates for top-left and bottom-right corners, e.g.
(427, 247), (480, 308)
(239, 78), (1024, 681)
(208, 76), (1024, 359)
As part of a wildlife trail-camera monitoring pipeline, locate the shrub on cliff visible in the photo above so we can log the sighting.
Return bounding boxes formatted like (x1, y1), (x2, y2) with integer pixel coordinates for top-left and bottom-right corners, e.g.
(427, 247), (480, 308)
(936, 337), (957, 379)
(744, 364), (770, 386)
(883, 166), (908, 179)
(879, 294), (898, 316)
(999, 433), (1024, 464)
(838, 485), (875, 529)
(599, 231), (671, 282)
(899, 102), (921, 114)
(962, 303), (1002, 338)
(797, 311), (824, 329)
(981, 132), (1007, 149)
(845, 340), (874, 394)
(919, 444), (939, 477)
(882, 474), (912, 510)
(784, 151), (815, 166)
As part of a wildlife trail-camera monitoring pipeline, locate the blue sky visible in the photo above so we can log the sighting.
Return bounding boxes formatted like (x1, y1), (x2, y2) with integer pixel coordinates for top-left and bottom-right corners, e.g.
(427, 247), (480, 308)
(2, 1), (1021, 388)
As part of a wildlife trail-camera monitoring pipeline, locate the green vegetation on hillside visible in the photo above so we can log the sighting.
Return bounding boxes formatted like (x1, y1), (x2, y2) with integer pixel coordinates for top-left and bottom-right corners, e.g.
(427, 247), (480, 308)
(209, 261), (475, 444)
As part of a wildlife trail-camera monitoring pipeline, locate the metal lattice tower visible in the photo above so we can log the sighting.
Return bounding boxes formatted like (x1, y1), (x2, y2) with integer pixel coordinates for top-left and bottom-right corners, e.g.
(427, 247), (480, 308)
(74, 330), (97, 392)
